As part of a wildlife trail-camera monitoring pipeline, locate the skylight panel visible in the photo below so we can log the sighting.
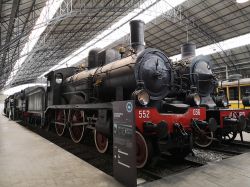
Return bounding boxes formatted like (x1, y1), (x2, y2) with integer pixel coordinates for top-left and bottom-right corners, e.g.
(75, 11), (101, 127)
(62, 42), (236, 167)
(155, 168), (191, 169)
(6, 0), (64, 86)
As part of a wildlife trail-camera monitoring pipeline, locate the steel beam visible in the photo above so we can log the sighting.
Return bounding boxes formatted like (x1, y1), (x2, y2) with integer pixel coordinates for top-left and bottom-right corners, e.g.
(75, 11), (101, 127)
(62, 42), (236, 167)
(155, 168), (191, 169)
(0, 0), (20, 78)
(10, 0), (36, 65)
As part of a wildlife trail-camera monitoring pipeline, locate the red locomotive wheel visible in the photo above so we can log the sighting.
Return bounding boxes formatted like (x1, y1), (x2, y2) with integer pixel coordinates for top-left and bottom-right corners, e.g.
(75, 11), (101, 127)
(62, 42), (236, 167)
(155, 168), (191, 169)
(69, 110), (85, 143)
(55, 110), (66, 136)
(136, 131), (148, 168)
(69, 125), (85, 143)
(194, 127), (214, 148)
(94, 130), (109, 153)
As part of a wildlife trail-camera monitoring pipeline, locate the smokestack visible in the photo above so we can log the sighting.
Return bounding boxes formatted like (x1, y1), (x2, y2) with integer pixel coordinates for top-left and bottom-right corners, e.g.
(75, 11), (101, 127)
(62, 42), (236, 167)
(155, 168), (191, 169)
(130, 20), (145, 53)
(88, 48), (101, 69)
(181, 43), (196, 59)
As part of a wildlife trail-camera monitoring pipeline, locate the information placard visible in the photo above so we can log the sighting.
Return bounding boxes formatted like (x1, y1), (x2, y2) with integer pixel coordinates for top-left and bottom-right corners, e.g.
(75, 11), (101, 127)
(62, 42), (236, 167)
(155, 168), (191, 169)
(113, 101), (136, 187)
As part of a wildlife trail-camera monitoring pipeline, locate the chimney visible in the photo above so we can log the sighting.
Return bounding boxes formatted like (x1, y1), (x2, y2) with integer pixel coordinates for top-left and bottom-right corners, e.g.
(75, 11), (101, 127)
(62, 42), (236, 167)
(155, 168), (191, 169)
(130, 20), (145, 53)
(181, 43), (196, 59)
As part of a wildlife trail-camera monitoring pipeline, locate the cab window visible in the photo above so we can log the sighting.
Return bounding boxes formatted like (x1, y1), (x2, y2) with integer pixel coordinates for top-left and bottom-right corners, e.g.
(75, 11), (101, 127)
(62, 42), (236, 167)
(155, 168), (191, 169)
(55, 73), (63, 84)
(220, 88), (227, 95)
(240, 86), (250, 98)
(229, 87), (238, 100)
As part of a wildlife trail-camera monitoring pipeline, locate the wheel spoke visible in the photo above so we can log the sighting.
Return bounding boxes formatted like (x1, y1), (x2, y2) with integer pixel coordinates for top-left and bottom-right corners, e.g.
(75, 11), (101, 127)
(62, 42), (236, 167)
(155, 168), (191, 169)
(55, 110), (66, 136)
(71, 122), (85, 126)
(55, 122), (66, 126)
(69, 110), (85, 143)
(194, 129), (214, 148)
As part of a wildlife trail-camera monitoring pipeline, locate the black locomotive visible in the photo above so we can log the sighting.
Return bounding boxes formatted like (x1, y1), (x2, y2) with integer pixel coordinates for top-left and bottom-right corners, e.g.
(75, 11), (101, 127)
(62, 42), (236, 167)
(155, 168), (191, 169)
(3, 20), (217, 168)
(171, 43), (250, 146)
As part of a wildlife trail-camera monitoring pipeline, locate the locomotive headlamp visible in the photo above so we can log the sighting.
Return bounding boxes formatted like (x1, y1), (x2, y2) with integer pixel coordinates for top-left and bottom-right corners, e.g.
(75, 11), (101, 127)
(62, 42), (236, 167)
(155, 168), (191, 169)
(138, 90), (150, 106)
(186, 93), (201, 106)
(193, 94), (201, 106)
(215, 95), (228, 107)
(133, 89), (150, 106)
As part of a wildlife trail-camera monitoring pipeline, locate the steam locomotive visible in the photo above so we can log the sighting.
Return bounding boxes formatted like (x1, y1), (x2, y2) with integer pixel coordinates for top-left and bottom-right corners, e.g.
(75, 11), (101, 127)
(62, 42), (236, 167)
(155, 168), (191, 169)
(172, 43), (250, 146)
(3, 20), (216, 168)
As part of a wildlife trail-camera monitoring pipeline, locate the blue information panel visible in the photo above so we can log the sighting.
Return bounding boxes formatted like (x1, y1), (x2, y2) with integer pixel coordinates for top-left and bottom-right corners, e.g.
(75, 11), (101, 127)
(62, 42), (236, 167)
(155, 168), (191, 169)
(113, 101), (136, 187)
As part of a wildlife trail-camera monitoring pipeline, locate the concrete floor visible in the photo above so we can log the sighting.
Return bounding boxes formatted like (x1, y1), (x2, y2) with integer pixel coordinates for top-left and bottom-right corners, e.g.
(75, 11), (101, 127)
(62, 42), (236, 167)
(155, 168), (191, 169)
(142, 152), (250, 187)
(0, 115), (123, 187)
(235, 132), (250, 141)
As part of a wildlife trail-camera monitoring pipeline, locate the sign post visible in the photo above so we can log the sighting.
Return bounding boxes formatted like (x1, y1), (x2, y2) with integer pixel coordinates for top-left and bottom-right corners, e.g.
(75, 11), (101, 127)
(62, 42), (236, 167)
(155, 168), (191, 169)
(113, 100), (136, 187)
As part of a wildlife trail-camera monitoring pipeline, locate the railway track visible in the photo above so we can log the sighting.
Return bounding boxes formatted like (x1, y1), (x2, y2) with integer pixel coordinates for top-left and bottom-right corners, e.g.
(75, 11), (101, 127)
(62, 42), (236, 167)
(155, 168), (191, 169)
(204, 146), (243, 155)
(197, 139), (250, 156)
(229, 140), (250, 149)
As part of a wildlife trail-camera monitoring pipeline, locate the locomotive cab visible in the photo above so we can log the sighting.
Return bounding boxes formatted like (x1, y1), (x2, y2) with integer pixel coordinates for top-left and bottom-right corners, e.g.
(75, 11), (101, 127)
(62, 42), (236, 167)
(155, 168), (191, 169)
(45, 67), (80, 106)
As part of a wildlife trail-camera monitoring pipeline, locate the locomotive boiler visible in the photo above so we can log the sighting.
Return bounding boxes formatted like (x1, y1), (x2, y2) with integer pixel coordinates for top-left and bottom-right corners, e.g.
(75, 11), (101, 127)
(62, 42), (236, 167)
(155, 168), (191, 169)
(63, 22), (173, 104)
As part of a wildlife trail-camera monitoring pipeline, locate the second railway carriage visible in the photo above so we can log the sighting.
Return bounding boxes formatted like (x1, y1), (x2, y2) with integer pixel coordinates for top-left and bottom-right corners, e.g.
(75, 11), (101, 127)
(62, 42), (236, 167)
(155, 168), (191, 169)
(218, 78), (250, 109)
(22, 86), (47, 126)
(4, 96), (11, 117)
(4, 95), (15, 120)
(13, 91), (25, 120)
(216, 77), (250, 134)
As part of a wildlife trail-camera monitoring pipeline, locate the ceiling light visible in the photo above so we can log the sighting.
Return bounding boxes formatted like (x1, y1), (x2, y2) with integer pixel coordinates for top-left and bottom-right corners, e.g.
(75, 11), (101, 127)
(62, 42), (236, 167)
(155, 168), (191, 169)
(170, 32), (250, 61)
(236, 0), (249, 3)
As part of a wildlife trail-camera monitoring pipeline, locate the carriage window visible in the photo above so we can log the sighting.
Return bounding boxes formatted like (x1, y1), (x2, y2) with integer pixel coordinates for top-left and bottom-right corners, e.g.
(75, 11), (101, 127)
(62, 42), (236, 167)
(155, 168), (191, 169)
(240, 86), (250, 98)
(229, 87), (238, 100)
(55, 73), (63, 84)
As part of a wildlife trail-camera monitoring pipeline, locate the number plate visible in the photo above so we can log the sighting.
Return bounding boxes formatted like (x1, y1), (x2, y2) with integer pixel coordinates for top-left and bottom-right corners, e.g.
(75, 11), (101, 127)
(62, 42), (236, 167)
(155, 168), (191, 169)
(138, 110), (150, 119)
(193, 109), (200, 116)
